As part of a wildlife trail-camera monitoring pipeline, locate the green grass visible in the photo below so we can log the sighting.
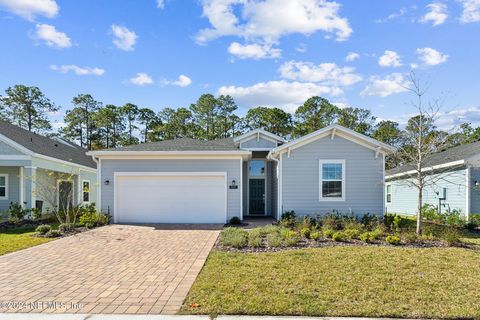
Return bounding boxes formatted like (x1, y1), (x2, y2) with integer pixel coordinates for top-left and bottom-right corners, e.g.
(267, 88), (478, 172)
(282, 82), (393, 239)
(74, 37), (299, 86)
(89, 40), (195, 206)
(0, 225), (55, 256)
(182, 246), (480, 318)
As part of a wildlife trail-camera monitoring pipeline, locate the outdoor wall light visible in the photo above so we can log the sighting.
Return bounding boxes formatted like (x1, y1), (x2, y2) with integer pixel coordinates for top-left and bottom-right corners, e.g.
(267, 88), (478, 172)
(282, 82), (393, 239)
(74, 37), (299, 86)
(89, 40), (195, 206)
(475, 181), (480, 187)
(104, 179), (110, 186)
(229, 179), (238, 189)
(231, 179), (237, 187)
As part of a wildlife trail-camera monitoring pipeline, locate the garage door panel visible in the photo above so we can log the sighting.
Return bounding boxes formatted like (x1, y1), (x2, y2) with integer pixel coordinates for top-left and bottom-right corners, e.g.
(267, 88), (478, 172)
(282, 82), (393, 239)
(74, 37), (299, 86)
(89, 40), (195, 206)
(115, 174), (226, 223)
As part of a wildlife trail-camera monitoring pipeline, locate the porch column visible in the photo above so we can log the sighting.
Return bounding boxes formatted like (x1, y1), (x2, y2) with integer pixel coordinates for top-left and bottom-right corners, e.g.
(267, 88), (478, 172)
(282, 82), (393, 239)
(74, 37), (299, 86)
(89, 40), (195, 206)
(23, 166), (36, 210)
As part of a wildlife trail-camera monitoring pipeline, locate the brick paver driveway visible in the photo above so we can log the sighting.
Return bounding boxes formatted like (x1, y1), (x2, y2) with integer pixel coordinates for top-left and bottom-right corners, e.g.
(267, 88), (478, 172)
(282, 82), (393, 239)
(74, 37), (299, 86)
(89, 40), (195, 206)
(0, 224), (219, 315)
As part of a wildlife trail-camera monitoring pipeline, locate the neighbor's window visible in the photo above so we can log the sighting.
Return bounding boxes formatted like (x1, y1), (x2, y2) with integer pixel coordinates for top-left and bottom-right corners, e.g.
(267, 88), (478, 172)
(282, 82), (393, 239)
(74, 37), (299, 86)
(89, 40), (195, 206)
(386, 185), (392, 203)
(82, 180), (90, 203)
(0, 174), (7, 199)
(249, 160), (265, 178)
(319, 160), (345, 200)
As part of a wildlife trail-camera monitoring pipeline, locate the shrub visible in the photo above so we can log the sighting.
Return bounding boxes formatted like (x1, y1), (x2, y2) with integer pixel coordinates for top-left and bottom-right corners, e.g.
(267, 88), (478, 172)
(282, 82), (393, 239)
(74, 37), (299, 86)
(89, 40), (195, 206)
(35, 224), (51, 235)
(298, 216), (316, 230)
(322, 228), (334, 239)
(58, 223), (74, 233)
(422, 204), (441, 222)
(321, 213), (340, 230)
(466, 214), (480, 230)
(45, 230), (62, 238)
(267, 232), (282, 247)
(310, 231), (321, 241)
(283, 233), (300, 247)
(79, 211), (109, 227)
(359, 232), (374, 243)
(281, 210), (296, 221)
(281, 229), (297, 239)
(220, 227), (248, 248)
(392, 215), (410, 232)
(257, 225), (279, 236)
(85, 222), (95, 229)
(445, 210), (465, 228)
(370, 226), (385, 239)
(402, 232), (418, 244)
(361, 213), (380, 229)
(279, 211), (297, 229)
(300, 227), (311, 239)
(344, 228), (361, 240)
(343, 219), (363, 231)
(8, 202), (28, 221)
(248, 230), (262, 247)
(332, 231), (346, 242)
(31, 208), (42, 221)
(229, 216), (241, 225)
(441, 228), (460, 246)
(386, 235), (401, 245)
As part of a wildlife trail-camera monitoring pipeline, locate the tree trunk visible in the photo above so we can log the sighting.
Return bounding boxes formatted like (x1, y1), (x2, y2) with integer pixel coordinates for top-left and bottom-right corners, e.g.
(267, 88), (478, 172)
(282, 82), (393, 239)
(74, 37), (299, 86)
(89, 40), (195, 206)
(417, 186), (423, 234)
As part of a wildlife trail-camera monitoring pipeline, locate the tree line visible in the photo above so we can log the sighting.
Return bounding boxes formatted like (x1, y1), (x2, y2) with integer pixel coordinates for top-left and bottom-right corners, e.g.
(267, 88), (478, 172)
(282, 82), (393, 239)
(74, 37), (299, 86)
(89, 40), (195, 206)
(1, 84), (479, 168)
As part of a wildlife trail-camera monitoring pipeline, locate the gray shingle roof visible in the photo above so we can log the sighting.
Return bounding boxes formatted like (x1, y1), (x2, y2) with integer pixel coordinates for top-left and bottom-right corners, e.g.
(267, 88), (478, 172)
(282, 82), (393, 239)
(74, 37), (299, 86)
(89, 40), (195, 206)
(386, 141), (480, 176)
(0, 120), (96, 168)
(102, 137), (239, 151)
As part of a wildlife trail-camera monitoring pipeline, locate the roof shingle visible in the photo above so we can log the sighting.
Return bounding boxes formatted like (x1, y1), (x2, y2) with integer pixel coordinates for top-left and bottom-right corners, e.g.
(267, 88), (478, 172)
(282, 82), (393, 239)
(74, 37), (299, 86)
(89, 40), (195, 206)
(101, 137), (239, 151)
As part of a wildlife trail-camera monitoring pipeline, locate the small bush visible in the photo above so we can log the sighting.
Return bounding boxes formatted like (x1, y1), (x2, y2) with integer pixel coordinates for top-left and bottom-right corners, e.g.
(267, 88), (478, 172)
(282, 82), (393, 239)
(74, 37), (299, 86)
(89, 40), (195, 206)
(31, 208), (42, 221)
(85, 222), (95, 229)
(35, 224), (51, 235)
(281, 210), (296, 221)
(283, 233), (300, 247)
(58, 223), (74, 233)
(300, 227), (311, 239)
(441, 228), (460, 246)
(422, 204), (441, 222)
(392, 215), (410, 232)
(321, 213), (340, 230)
(248, 231), (262, 247)
(344, 228), (361, 240)
(266, 232), (282, 247)
(281, 229), (297, 239)
(8, 217), (21, 225)
(466, 214), (480, 230)
(370, 226), (385, 239)
(8, 202), (28, 221)
(310, 231), (321, 241)
(361, 213), (380, 229)
(257, 225), (279, 236)
(229, 216), (241, 225)
(359, 232), (374, 243)
(45, 230), (62, 238)
(220, 227), (248, 248)
(386, 235), (401, 245)
(402, 232), (418, 244)
(445, 210), (465, 228)
(322, 228), (334, 239)
(332, 231), (346, 242)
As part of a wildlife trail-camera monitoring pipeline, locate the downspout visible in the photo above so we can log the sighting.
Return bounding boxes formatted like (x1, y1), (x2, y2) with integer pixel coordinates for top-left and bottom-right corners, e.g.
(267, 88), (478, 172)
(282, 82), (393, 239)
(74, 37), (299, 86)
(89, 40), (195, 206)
(267, 151), (281, 220)
(91, 155), (101, 212)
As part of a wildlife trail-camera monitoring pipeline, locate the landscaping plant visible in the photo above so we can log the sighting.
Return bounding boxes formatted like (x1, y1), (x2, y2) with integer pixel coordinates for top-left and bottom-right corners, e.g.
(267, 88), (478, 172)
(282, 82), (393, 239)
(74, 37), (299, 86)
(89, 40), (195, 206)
(35, 224), (51, 235)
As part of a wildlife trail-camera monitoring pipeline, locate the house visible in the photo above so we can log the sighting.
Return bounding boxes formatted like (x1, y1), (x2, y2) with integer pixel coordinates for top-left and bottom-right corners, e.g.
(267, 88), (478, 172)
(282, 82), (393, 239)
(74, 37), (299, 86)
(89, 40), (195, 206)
(0, 120), (97, 214)
(385, 141), (480, 219)
(88, 124), (395, 224)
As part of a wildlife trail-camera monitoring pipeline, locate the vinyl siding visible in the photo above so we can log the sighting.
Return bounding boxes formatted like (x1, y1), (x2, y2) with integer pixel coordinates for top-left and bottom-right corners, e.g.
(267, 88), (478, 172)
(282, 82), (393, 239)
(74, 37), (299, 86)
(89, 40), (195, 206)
(0, 141), (24, 155)
(386, 167), (468, 216)
(281, 136), (384, 217)
(100, 159), (241, 221)
(471, 167), (480, 214)
(270, 160), (277, 217)
(240, 137), (277, 149)
(0, 167), (20, 212)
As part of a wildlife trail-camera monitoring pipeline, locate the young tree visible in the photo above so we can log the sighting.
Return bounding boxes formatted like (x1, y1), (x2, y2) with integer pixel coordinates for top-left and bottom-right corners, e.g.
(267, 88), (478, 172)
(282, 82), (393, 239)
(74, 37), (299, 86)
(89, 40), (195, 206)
(0, 85), (58, 133)
(244, 106), (292, 137)
(121, 103), (139, 145)
(293, 96), (340, 137)
(138, 108), (159, 143)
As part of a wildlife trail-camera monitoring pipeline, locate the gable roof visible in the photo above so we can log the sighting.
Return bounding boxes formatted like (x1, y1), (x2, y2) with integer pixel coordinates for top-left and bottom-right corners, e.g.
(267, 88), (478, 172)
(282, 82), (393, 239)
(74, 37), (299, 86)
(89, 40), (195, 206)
(97, 137), (239, 152)
(0, 120), (96, 169)
(269, 124), (396, 157)
(233, 128), (286, 144)
(386, 140), (480, 177)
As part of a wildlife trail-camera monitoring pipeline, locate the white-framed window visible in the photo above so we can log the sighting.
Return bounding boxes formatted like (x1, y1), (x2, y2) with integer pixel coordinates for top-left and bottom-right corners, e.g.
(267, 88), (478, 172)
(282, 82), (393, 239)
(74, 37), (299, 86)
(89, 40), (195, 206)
(82, 180), (90, 203)
(319, 160), (345, 201)
(0, 174), (8, 200)
(386, 184), (392, 203)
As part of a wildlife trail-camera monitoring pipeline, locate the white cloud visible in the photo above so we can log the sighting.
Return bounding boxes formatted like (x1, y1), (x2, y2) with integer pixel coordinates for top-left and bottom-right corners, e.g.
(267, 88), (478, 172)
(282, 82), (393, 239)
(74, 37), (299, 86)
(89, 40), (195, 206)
(172, 74), (192, 87)
(228, 42), (281, 59)
(361, 73), (409, 97)
(458, 0), (480, 23)
(435, 106), (480, 129)
(156, 0), (165, 9)
(416, 47), (448, 66)
(111, 24), (137, 51)
(345, 52), (360, 62)
(375, 7), (408, 23)
(279, 60), (362, 86)
(50, 64), (105, 76)
(34, 23), (71, 49)
(218, 80), (342, 112)
(378, 50), (402, 67)
(0, 0), (58, 21)
(196, 0), (352, 45)
(296, 43), (307, 53)
(130, 73), (153, 86)
(420, 2), (448, 26)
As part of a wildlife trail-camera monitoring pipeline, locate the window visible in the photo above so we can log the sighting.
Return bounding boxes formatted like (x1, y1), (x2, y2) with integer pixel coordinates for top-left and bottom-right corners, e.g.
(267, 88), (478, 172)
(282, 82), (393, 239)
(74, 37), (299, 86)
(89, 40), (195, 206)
(319, 160), (345, 201)
(0, 174), (7, 199)
(249, 160), (265, 178)
(386, 185), (392, 203)
(82, 180), (90, 203)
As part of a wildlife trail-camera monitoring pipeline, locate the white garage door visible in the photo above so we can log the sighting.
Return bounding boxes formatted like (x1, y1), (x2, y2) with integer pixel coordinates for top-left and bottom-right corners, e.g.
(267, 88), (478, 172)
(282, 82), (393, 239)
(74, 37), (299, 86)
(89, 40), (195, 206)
(115, 172), (227, 223)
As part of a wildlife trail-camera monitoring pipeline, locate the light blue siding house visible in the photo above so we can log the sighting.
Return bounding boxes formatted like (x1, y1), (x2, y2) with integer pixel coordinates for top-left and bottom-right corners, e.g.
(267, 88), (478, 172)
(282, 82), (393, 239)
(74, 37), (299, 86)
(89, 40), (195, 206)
(385, 141), (480, 219)
(89, 125), (395, 224)
(0, 120), (97, 215)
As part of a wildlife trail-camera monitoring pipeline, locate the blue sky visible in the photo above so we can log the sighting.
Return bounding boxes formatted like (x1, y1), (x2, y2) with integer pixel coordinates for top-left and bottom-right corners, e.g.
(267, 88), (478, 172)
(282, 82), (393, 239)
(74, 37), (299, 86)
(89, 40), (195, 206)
(0, 0), (479, 130)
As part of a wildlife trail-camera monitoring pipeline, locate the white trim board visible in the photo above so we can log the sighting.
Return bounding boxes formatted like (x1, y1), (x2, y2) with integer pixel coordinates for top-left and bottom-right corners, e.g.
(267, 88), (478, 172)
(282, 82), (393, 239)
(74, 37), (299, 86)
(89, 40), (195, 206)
(233, 128), (286, 144)
(0, 173), (9, 200)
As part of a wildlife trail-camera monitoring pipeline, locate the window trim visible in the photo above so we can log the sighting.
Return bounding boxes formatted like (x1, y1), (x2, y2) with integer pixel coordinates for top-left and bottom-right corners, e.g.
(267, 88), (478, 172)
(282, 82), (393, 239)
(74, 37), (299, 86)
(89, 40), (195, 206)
(0, 174), (8, 200)
(386, 184), (392, 203)
(319, 160), (346, 202)
(82, 179), (91, 204)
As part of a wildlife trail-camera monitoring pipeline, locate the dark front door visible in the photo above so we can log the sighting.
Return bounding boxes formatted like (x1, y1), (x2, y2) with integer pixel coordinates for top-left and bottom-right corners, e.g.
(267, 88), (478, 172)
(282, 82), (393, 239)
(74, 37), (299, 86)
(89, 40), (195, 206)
(249, 179), (265, 215)
(58, 181), (73, 212)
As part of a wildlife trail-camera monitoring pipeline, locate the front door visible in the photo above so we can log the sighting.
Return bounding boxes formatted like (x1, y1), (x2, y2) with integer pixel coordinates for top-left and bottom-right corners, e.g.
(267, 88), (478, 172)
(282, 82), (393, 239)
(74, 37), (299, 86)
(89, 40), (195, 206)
(58, 180), (73, 212)
(249, 179), (265, 215)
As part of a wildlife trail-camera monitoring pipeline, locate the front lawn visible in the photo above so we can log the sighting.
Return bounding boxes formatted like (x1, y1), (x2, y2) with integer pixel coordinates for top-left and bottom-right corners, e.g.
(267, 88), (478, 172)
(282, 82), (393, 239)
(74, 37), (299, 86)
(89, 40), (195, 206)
(0, 225), (54, 256)
(182, 246), (480, 318)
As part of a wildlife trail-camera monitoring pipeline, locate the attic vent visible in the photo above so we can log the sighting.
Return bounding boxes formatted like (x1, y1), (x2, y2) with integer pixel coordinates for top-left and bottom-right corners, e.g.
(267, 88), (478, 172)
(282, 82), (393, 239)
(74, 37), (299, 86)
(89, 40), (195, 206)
(52, 137), (76, 148)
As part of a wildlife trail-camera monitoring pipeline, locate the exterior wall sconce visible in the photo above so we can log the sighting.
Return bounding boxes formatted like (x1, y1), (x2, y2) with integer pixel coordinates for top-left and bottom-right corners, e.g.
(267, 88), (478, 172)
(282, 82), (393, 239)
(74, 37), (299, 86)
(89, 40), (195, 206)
(104, 179), (110, 186)
(475, 181), (480, 187)
(229, 179), (238, 189)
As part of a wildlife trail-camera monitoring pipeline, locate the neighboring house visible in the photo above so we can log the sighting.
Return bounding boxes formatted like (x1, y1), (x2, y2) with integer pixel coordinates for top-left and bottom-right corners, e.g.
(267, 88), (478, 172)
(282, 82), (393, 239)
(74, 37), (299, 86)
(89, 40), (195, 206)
(0, 120), (97, 214)
(385, 141), (480, 219)
(88, 125), (394, 224)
